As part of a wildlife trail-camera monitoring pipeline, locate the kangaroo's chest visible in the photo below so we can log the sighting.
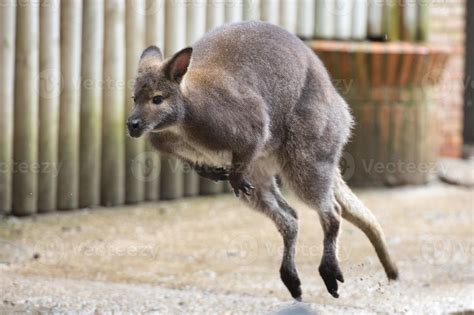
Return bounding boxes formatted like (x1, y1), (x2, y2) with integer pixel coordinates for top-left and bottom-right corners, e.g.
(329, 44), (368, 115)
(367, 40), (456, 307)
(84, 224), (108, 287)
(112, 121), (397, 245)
(166, 126), (232, 167)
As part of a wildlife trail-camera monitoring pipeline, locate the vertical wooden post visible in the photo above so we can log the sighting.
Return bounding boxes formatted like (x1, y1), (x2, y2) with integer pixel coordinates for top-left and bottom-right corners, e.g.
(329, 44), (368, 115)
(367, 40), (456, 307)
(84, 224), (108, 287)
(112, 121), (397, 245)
(183, 0), (206, 197)
(335, 0), (353, 40)
(243, 0), (260, 20)
(102, 0), (126, 206)
(368, 0), (386, 40)
(125, 0), (146, 203)
(464, 0), (474, 148)
(207, 0), (225, 30)
(58, 0), (82, 210)
(161, 0), (185, 199)
(80, 0), (104, 208)
(0, 0), (16, 214)
(187, 0), (206, 44)
(315, 0), (335, 39)
(463, 1), (474, 151)
(225, 0), (242, 23)
(261, 0), (279, 25)
(296, 0), (315, 39)
(13, 0), (39, 215)
(384, 0), (399, 41)
(280, 0), (297, 33)
(352, 0), (368, 40)
(201, 0), (226, 195)
(38, 0), (60, 212)
(400, 0), (417, 41)
(144, 0), (165, 201)
(416, 0), (429, 42)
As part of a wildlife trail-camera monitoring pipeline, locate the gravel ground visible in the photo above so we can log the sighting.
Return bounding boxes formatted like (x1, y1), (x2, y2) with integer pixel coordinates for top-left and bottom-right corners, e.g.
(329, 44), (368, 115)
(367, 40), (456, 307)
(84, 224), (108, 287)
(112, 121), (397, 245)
(0, 182), (473, 314)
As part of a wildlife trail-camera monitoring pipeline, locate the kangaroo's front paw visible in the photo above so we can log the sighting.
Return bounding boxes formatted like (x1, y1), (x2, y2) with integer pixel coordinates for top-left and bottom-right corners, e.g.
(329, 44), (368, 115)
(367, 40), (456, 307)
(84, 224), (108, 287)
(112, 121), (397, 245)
(205, 167), (229, 182)
(196, 165), (229, 182)
(319, 258), (344, 298)
(229, 174), (254, 197)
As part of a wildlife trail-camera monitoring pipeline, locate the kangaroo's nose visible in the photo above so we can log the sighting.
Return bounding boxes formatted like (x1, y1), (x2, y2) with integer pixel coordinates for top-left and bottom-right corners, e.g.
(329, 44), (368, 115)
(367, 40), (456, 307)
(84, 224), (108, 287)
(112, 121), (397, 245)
(127, 118), (143, 137)
(127, 118), (141, 130)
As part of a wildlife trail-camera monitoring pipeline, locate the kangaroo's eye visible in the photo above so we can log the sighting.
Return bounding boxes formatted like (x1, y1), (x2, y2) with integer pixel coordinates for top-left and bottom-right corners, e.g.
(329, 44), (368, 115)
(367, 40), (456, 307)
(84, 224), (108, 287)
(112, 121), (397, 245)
(152, 95), (163, 105)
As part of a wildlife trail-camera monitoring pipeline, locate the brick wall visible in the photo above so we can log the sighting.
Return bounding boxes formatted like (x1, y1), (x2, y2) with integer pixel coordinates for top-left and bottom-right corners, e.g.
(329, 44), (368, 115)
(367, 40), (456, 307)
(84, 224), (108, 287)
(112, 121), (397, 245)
(429, 0), (466, 157)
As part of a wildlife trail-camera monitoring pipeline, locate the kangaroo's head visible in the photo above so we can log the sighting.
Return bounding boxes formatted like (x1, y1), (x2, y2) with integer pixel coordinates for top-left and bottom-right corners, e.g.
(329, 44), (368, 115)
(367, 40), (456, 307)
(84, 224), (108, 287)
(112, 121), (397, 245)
(126, 45), (192, 138)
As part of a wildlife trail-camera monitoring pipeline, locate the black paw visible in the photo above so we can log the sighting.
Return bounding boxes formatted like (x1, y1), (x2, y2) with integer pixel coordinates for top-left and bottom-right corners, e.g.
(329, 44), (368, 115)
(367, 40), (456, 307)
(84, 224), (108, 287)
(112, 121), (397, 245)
(280, 266), (302, 301)
(319, 260), (344, 298)
(229, 175), (254, 197)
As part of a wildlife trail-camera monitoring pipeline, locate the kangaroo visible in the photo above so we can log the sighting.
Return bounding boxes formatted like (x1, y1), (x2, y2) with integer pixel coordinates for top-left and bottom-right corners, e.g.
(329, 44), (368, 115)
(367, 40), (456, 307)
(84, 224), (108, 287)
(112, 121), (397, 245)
(126, 21), (398, 300)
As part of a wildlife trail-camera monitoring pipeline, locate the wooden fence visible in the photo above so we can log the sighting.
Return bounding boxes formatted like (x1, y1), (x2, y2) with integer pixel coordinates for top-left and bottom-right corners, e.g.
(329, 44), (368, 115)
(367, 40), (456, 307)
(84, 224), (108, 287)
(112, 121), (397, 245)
(0, 0), (429, 215)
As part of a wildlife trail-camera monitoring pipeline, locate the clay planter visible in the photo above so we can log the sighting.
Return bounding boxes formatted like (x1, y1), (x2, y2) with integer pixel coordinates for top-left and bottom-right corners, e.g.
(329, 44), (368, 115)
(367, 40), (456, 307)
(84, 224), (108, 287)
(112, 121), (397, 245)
(309, 41), (450, 186)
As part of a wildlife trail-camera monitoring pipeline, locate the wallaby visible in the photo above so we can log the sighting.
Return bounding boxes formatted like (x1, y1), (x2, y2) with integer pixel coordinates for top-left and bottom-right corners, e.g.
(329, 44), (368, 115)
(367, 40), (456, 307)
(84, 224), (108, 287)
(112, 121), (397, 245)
(127, 21), (398, 300)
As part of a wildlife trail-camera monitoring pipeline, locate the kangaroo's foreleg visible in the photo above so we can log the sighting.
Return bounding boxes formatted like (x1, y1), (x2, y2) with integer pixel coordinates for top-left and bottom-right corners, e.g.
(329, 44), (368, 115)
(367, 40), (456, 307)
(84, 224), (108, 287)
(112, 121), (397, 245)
(192, 164), (229, 182)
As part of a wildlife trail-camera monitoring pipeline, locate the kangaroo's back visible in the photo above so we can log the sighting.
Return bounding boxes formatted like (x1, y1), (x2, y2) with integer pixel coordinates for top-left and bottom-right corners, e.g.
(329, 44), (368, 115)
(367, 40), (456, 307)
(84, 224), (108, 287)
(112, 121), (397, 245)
(192, 23), (329, 109)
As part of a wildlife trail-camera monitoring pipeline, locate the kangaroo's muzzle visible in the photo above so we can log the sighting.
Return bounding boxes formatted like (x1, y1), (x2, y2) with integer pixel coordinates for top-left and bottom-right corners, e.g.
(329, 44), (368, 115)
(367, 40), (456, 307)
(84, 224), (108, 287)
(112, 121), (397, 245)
(127, 117), (144, 138)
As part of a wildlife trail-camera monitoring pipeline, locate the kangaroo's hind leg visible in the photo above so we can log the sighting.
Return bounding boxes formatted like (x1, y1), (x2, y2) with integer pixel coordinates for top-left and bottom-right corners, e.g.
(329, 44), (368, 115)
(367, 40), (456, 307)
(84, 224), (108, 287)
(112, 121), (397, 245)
(282, 156), (344, 298)
(239, 164), (302, 300)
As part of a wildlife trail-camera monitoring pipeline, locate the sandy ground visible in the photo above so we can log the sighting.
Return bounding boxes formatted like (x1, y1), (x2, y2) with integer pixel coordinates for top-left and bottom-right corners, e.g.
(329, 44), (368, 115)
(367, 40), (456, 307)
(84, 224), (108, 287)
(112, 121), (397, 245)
(0, 182), (473, 314)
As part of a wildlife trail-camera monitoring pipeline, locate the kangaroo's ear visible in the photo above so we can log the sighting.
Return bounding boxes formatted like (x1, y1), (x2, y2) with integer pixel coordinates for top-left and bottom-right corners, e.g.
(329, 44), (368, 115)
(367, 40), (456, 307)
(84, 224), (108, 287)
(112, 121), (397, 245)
(164, 47), (193, 82)
(140, 45), (163, 61)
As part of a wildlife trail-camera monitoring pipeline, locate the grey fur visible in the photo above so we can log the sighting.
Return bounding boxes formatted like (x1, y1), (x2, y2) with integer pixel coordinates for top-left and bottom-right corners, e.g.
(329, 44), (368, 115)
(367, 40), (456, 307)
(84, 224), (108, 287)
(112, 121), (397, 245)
(126, 21), (398, 300)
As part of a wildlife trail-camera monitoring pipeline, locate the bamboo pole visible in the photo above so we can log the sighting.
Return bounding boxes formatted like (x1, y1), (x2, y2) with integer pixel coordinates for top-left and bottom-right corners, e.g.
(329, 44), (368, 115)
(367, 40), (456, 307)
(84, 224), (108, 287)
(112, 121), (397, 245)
(368, 0), (386, 40)
(384, 0), (399, 41)
(261, 0), (279, 25)
(416, 0), (429, 42)
(161, 0), (185, 199)
(58, 0), (82, 210)
(243, 0), (260, 20)
(190, 0), (223, 195)
(315, 0), (335, 39)
(351, 0), (368, 40)
(102, 0), (126, 206)
(280, 0), (297, 33)
(207, 0), (225, 30)
(187, 0), (207, 44)
(296, 0), (315, 39)
(0, 0), (16, 214)
(225, 0), (242, 23)
(144, 0), (165, 201)
(183, 0), (206, 197)
(38, 0), (60, 212)
(401, 0), (417, 41)
(12, 0), (39, 215)
(335, 0), (353, 40)
(125, 0), (146, 203)
(80, 0), (104, 208)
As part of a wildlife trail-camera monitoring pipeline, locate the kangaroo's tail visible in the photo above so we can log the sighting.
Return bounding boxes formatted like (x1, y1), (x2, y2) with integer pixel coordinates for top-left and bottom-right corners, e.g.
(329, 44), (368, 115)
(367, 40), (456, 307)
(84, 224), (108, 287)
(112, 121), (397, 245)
(334, 169), (399, 280)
